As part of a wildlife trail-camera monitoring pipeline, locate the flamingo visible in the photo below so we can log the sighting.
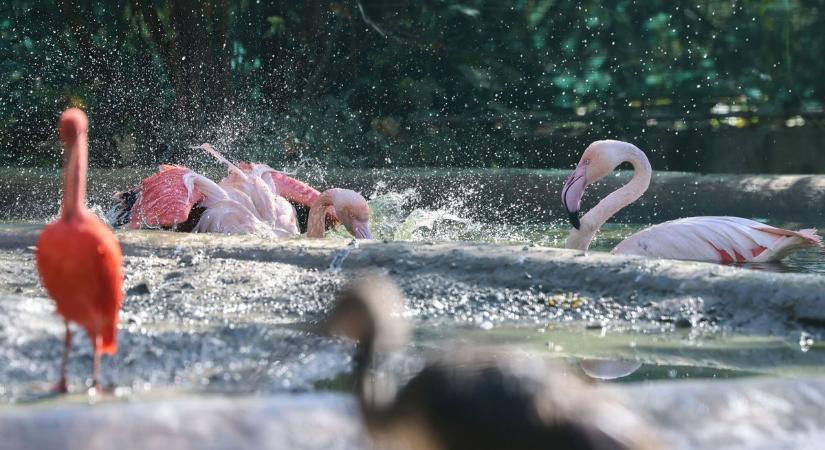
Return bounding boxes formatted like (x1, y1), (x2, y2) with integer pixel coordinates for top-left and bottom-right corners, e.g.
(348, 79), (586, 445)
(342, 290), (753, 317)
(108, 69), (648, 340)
(114, 144), (371, 239)
(561, 140), (821, 262)
(36, 108), (124, 392)
(323, 275), (655, 450)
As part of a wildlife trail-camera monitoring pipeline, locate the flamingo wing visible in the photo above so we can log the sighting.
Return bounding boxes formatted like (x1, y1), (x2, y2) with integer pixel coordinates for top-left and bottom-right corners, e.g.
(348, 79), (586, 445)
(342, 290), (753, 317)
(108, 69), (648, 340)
(197, 145), (300, 236)
(85, 217), (123, 354)
(612, 216), (821, 263)
(129, 165), (205, 229)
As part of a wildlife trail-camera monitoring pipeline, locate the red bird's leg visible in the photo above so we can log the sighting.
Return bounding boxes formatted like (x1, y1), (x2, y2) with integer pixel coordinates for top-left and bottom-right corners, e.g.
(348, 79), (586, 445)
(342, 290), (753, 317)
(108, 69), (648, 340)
(55, 321), (72, 393)
(91, 335), (102, 390)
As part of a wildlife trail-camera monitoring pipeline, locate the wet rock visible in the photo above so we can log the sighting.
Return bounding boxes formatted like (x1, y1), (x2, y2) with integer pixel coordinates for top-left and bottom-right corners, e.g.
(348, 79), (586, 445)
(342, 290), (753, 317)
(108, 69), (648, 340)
(0, 231), (825, 405)
(2, 377), (824, 450)
(0, 393), (366, 450)
(620, 377), (825, 449)
(674, 317), (693, 329)
(127, 283), (151, 296)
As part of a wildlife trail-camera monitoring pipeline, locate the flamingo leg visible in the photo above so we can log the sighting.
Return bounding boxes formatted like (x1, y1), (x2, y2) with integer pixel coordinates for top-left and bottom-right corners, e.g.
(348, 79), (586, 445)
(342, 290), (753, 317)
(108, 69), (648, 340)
(55, 320), (72, 393)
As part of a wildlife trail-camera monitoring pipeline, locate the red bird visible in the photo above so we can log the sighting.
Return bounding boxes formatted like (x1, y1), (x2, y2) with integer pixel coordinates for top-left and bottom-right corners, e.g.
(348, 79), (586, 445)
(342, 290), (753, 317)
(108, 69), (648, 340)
(36, 108), (123, 392)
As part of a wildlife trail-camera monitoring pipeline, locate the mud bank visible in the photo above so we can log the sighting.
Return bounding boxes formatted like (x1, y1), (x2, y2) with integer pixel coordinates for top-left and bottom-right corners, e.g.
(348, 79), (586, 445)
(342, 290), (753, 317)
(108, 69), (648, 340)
(2, 227), (824, 335)
(2, 377), (823, 450)
(2, 168), (825, 223)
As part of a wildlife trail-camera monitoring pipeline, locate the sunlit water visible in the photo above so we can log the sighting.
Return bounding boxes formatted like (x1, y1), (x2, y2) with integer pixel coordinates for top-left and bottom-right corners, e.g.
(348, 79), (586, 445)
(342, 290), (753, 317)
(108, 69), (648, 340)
(1, 183), (823, 405)
(359, 188), (825, 274)
(417, 324), (825, 382)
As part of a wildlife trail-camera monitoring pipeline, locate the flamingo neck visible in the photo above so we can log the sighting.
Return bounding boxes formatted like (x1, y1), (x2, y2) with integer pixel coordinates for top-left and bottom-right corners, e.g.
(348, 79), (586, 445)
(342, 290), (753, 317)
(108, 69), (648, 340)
(566, 145), (651, 251)
(307, 189), (337, 238)
(61, 133), (88, 221)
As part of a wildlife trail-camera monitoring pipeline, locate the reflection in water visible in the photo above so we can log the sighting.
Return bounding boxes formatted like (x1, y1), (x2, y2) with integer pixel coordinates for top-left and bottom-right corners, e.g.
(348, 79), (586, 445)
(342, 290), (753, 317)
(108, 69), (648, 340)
(579, 359), (643, 380)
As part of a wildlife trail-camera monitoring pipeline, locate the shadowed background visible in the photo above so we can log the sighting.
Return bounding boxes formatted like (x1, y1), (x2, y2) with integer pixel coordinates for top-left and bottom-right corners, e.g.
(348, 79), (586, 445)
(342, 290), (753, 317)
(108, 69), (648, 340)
(1, 0), (824, 173)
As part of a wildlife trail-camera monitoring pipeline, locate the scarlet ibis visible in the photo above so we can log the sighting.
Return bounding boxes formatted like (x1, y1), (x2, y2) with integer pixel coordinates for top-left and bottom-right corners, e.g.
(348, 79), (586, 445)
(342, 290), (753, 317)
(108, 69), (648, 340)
(36, 108), (123, 392)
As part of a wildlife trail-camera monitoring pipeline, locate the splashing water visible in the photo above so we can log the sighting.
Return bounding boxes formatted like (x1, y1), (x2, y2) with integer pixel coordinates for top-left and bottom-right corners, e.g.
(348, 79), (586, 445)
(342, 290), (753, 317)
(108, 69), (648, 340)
(327, 248), (352, 273)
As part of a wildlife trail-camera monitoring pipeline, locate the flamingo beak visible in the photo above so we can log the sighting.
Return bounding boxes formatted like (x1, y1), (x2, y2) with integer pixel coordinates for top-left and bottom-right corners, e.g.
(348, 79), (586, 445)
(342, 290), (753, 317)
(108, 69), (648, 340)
(342, 214), (373, 240)
(352, 221), (373, 240)
(561, 164), (587, 230)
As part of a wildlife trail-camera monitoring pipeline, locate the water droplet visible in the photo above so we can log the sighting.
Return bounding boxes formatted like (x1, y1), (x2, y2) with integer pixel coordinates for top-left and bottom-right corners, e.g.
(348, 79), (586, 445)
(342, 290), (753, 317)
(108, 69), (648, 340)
(800, 332), (814, 352)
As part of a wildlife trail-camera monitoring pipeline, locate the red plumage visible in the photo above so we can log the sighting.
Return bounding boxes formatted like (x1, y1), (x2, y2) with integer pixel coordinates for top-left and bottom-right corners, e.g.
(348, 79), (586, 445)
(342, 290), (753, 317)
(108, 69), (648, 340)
(35, 108), (123, 391)
(37, 214), (123, 354)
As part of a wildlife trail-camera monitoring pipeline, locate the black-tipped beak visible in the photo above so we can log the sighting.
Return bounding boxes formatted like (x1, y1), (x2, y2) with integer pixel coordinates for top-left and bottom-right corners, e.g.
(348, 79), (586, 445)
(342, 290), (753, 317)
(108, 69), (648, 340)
(561, 164), (587, 230)
(568, 210), (581, 230)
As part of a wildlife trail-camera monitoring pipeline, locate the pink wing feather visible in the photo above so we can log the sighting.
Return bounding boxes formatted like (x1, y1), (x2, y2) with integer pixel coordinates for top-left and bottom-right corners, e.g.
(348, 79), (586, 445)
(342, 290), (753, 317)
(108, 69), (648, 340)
(128, 165), (204, 229)
(612, 216), (821, 263)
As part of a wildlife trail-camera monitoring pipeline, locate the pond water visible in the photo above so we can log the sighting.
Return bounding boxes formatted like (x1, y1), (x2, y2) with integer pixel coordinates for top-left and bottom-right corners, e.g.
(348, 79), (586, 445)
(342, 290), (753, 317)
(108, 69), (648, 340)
(346, 188), (825, 275)
(0, 168), (823, 411)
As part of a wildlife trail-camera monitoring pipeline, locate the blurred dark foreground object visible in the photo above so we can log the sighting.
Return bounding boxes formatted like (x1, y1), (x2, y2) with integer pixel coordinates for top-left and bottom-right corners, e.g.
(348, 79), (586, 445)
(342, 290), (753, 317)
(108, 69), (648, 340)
(324, 275), (659, 450)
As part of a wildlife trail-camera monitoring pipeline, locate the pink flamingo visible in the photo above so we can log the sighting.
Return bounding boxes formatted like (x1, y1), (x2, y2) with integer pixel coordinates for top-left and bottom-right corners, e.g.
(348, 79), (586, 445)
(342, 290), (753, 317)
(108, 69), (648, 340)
(561, 140), (821, 262)
(197, 144), (299, 236)
(115, 144), (371, 239)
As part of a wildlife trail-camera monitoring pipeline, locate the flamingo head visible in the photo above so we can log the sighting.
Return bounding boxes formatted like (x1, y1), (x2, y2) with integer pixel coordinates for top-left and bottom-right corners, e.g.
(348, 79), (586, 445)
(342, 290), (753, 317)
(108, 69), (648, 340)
(331, 189), (373, 240)
(58, 108), (88, 145)
(561, 140), (629, 229)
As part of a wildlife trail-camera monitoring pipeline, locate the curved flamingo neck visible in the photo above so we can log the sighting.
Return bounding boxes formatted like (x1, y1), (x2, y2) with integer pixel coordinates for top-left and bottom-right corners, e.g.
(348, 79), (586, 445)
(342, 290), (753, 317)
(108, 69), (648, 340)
(307, 189), (337, 238)
(566, 144), (651, 251)
(62, 132), (89, 222)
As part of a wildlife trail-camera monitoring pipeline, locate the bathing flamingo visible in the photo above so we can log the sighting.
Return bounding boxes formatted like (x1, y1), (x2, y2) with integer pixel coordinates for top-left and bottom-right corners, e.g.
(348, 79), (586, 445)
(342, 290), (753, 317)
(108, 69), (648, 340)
(561, 140), (821, 262)
(36, 108), (123, 392)
(113, 144), (371, 239)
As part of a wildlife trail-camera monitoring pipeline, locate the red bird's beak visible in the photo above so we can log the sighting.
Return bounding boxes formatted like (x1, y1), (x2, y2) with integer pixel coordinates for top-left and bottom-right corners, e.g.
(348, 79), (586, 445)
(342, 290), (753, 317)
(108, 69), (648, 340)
(561, 164), (587, 229)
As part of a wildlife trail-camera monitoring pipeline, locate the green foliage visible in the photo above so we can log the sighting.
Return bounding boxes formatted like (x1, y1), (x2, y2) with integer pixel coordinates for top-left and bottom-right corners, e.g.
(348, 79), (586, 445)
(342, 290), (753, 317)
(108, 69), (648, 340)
(0, 0), (823, 169)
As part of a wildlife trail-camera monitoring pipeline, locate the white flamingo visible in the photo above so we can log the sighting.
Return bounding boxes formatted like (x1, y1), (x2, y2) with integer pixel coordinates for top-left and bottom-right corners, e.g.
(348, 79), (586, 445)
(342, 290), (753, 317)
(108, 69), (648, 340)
(561, 140), (821, 262)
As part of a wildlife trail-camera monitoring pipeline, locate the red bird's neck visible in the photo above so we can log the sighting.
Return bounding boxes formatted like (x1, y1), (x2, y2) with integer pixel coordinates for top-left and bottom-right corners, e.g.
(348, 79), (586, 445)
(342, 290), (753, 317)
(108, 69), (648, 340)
(61, 132), (88, 221)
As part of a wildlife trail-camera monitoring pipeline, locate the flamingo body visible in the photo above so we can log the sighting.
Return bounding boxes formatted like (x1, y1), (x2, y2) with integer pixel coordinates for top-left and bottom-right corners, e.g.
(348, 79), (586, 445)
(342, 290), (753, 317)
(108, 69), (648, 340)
(612, 216), (821, 263)
(114, 144), (368, 239)
(128, 165), (203, 229)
